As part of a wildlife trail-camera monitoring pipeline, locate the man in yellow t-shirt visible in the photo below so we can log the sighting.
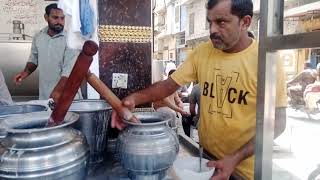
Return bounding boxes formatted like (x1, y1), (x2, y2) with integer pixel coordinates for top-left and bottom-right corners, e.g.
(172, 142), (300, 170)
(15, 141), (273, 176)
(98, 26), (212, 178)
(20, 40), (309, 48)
(111, 0), (287, 179)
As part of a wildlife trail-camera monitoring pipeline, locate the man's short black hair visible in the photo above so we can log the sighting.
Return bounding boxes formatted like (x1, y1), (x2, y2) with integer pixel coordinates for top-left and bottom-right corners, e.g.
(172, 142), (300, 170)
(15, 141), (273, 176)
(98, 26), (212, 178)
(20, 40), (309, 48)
(248, 31), (255, 39)
(168, 69), (176, 76)
(45, 3), (61, 16)
(207, 0), (253, 18)
(305, 62), (313, 69)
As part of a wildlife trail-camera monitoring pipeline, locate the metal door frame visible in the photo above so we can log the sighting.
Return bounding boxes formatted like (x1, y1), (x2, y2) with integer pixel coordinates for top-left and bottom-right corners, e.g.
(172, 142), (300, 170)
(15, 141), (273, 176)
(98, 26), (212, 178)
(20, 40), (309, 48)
(255, 0), (320, 179)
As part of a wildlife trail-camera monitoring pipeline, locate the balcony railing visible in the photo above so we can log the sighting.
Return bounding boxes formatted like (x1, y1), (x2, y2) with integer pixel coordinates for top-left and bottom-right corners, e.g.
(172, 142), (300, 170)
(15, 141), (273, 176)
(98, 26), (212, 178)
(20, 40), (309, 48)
(285, 0), (320, 9)
(181, 0), (194, 5)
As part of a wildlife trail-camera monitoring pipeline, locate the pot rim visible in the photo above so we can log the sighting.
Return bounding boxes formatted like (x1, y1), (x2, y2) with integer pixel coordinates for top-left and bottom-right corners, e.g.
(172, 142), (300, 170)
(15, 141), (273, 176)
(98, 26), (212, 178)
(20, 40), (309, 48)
(123, 111), (171, 126)
(0, 111), (79, 134)
(69, 99), (111, 112)
(0, 104), (48, 118)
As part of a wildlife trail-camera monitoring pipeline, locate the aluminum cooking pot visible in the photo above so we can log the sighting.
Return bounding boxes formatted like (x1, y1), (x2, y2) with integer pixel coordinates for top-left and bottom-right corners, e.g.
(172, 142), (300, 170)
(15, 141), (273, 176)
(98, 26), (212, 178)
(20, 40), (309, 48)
(0, 111), (89, 180)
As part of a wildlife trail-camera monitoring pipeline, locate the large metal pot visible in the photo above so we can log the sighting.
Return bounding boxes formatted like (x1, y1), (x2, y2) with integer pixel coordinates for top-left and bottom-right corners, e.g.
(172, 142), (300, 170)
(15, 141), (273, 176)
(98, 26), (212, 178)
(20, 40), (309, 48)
(0, 104), (47, 119)
(0, 111), (89, 180)
(68, 99), (112, 166)
(118, 111), (179, 180)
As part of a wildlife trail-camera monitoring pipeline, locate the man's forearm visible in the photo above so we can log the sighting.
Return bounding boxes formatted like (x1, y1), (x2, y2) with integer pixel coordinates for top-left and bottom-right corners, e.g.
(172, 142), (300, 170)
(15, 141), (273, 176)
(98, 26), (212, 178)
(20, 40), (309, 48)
(232, 138), (255, 165)
(163, 98), (184, 113)
(189, 103), (196, 116)
(24, 62), (37, 75)
(230, 108), (286, 166)
(132, 77), (180, 106)
(174, 93), (183, 106)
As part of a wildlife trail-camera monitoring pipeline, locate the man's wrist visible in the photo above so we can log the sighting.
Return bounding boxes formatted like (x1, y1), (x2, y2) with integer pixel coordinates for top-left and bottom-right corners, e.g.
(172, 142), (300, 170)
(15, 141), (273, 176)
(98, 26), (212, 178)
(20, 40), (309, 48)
(230, 138), (255, 167)
(126, 93), (139, 107)
(232, 151), (244, 166)
(23, 62), (37, 75)
(23, 69), (31, 75)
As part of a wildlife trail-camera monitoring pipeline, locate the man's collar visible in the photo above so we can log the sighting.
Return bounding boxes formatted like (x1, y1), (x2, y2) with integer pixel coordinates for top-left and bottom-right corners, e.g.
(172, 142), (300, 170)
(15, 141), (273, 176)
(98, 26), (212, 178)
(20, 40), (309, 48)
(41, 26), (66, 38)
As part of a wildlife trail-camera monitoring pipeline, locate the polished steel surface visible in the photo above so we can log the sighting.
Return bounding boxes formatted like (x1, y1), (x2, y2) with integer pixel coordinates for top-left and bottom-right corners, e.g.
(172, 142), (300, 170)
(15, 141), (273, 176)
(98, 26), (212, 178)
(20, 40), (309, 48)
(255, 0), (284, 179)
(118, 111), (179, 180)
(199, 146), (203, 172)
(69, 100), (112, 166)
(86, 134), (202, 180)
(0, 42), (38, 97)
(0, 111), (89, 180)
(265, 31), (320, 51)
(0, 104), (47, 118)
(107, 138), (120, 161)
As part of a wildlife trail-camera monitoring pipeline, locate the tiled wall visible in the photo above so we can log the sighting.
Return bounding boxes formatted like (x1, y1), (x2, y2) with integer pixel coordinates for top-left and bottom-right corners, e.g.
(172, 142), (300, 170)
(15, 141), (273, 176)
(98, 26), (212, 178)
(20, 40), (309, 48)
(98, 0), (152, 104)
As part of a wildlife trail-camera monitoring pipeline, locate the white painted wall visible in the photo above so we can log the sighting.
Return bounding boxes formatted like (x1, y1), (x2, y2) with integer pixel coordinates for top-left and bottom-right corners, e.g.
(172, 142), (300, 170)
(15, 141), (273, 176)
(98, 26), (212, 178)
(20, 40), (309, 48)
(185, 0), (209, 41)
(0, 0), (51, 39)
(58, 0), (100, 99)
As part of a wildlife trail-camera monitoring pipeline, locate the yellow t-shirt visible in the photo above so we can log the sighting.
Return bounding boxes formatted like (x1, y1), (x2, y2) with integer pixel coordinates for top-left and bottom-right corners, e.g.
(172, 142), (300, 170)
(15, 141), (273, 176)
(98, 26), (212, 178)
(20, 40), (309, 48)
(171, 40), (287, 180)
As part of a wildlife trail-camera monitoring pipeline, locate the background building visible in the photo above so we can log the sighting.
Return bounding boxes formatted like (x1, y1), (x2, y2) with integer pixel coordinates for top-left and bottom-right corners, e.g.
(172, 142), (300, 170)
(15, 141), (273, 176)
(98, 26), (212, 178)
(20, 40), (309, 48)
(153, 0), (320, 78)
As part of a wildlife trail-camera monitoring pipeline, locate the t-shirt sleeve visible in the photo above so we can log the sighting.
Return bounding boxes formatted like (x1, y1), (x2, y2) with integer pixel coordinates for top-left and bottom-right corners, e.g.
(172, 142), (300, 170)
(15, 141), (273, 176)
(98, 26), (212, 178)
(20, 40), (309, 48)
(171, 49), (198, 86)
(276, 55), (288, 107)
(61, 47), (80, 77)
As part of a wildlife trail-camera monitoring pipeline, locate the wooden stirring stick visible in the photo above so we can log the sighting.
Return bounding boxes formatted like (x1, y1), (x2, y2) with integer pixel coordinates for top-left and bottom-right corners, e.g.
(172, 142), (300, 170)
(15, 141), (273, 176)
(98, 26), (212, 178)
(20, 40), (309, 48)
(48, 41), (99, 126)
(86, 72), (139, 123)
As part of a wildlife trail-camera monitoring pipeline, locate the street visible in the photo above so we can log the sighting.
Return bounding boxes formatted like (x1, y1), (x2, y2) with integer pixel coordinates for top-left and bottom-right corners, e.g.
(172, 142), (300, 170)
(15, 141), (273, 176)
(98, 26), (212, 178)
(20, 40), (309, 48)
(273, 108), (320, 180)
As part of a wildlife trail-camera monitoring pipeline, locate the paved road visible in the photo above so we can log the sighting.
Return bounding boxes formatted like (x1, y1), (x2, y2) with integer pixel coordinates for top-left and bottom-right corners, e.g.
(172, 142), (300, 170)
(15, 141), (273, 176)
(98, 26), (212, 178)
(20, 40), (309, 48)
(273, 108), (320, 180)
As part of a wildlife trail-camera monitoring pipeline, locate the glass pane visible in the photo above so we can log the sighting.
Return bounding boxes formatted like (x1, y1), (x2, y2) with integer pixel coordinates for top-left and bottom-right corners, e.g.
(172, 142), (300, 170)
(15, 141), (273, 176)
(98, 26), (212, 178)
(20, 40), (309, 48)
(189, 13), (194, 35)
(251, 0), (320, 36)
(273, 48), (320, 180)
(153, 0), (320, 180)
(283, 0), (320, 35)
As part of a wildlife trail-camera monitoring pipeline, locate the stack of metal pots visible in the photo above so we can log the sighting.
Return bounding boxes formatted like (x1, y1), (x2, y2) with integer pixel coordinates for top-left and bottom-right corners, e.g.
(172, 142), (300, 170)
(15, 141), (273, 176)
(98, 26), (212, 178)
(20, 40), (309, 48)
(69, 100), (112, 168)
(0, 111), (89, 180)
(118, 111), (179, 180)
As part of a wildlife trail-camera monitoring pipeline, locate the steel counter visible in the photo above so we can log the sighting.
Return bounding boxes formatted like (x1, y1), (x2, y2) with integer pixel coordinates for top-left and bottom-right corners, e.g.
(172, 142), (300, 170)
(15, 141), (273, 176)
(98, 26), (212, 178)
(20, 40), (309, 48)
(86, 133), (239, 180)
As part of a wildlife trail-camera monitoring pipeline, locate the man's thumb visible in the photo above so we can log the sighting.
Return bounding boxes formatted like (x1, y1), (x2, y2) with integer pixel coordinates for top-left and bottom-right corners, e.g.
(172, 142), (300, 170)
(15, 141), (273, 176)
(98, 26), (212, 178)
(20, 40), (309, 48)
(123, 99), (135, 108)
(207, 161), (219, 168)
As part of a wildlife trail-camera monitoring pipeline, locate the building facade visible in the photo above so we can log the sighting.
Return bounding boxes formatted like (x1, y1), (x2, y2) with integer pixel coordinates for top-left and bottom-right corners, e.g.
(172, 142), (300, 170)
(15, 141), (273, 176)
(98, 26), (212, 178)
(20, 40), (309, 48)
(153, 0), (320, 75)
(153, 0), (261, 65)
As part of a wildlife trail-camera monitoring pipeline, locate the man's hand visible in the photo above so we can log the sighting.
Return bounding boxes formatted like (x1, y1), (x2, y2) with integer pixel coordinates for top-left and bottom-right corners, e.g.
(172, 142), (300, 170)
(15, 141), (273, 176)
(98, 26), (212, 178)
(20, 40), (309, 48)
(111, 77), (181, 130)
(180, 110), (190, 116)
(111, 96), (136, 130)
(178, 102), (184, 109)
(49, 77), (68, 104)
(13, 71), (29, 85)
(13, 63), (37, 85)
(49, 90), (62, 104)
(207, 155), (238, 180)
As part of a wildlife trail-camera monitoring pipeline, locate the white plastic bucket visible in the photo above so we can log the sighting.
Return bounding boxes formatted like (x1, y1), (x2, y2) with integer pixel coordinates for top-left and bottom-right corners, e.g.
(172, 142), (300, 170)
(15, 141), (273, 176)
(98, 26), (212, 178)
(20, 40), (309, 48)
(173, 156), (215, 180)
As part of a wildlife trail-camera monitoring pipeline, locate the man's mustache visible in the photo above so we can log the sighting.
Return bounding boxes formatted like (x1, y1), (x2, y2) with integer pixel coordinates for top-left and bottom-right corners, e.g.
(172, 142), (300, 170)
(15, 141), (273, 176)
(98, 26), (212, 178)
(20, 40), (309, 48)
(54, 24), (63, 27)
(210, 33), (222, 41)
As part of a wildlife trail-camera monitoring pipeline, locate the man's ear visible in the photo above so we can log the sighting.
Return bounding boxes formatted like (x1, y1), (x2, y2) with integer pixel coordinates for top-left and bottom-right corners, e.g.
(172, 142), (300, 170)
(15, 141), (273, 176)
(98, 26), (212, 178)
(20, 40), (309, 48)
(44, 14), (48, 22)
(240, 15), (252, 31)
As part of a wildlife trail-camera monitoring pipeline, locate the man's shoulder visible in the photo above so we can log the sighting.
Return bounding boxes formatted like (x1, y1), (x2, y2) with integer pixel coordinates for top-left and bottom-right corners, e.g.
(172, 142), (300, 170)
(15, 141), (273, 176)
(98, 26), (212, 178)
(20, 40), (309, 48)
(195, 41), (213, 52)
(33, 27), (48, 39)
(248, 40), (259, 55)
(33, 31), (41, 39)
